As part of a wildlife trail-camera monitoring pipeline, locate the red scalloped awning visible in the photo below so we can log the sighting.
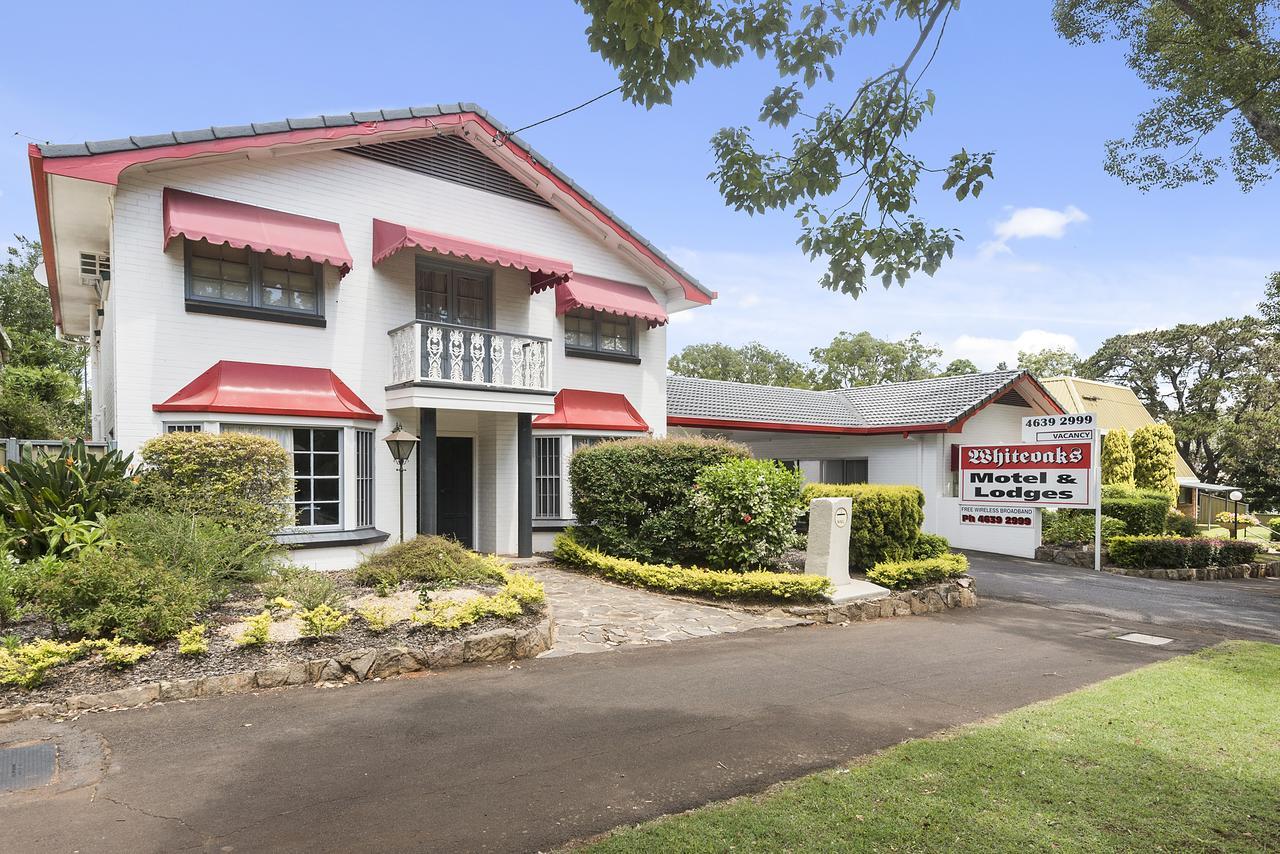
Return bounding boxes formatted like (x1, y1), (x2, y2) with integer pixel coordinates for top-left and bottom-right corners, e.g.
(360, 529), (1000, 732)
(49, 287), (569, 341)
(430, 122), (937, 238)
(555, 274), (668, 327)
(533, 389), (648, 432)
(163, 188), (353, 276)
(372, 218), (571, 290)
(153, 361), (380, 421)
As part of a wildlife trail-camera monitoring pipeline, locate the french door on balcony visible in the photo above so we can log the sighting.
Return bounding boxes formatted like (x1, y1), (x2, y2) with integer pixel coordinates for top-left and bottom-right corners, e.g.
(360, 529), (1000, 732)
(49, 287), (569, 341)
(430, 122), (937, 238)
(416, 258), (492, 329)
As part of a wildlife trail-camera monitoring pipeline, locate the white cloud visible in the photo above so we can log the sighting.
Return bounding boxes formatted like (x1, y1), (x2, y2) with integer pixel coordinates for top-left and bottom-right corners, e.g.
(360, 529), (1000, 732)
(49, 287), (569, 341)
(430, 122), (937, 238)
(951, 330), (1080, 370)
(980, 205), (1089, 258)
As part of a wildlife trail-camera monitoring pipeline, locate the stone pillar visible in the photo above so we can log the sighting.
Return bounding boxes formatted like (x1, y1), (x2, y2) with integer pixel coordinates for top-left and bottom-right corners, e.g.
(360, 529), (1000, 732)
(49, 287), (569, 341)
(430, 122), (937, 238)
(517, 412), (533, 558)
(417, 408), (437, 536)
(805, 497), (889, 602)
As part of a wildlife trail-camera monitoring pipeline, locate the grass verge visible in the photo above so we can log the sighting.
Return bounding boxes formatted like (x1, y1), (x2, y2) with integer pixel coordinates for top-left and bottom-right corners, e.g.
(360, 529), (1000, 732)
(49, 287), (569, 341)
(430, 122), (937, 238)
(581, 641), (1280, 853)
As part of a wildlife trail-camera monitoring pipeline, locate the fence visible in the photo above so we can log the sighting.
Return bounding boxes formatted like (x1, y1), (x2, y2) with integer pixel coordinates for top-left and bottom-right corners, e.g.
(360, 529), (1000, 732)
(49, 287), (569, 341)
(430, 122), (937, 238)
(0, 439), (117, 467)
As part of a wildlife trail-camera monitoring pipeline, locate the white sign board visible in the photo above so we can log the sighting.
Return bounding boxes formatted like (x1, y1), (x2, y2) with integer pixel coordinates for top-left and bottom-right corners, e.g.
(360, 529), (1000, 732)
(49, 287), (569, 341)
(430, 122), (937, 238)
(1022, 412), (1097, 444)
(958, 504), (1036, 528)
(958, 441), (1097, 508)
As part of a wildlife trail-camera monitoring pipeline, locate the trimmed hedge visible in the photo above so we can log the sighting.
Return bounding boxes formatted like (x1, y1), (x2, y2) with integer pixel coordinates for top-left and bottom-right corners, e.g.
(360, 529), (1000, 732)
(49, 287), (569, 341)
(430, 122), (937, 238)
(867, 553), (969, 590)
(912, 532), (951, 560)
(554, 530), (831, 602)
(802, 484), (925, 570)
(1108, 536), (1262, 570)
(1042, 511), (1126, 545)
(1101, 496), (1169, 536)
(690, 457), (804, 570)
(569, 436), (750, 564)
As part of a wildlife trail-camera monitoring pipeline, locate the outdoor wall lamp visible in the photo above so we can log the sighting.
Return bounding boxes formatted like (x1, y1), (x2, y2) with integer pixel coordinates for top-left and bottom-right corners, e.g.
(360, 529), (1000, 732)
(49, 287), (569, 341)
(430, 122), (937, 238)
(384, 425), (419, 543)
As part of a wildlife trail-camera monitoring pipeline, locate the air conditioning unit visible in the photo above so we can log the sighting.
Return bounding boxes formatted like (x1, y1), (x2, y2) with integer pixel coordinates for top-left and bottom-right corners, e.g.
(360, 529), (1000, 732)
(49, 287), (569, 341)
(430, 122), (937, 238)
(79, 252), (110, 295)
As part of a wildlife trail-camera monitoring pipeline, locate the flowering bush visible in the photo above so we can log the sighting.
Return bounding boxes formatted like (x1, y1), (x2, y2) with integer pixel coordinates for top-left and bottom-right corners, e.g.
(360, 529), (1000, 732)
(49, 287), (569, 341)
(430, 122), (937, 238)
(1214, 511), (1260, 528)
(690, 458), (804, 570)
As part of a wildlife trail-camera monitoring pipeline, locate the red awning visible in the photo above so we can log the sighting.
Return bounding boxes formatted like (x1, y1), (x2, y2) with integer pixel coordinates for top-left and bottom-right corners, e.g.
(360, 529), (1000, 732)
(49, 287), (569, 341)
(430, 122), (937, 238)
(555, 274), (668, 327)
(372, 219), (572, 290)
(153, 361), (380, 421)
(163, 188), (353, 276)
(533, 389), (649, 432)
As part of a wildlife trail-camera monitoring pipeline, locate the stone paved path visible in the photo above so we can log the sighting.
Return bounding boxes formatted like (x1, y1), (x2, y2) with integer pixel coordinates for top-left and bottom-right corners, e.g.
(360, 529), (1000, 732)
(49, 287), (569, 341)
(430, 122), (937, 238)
(521, 562), (807, 656)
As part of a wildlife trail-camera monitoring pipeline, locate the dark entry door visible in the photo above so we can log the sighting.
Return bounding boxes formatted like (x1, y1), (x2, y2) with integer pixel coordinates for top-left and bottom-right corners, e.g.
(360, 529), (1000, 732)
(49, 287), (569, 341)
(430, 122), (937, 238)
(437, 437), (474, 548)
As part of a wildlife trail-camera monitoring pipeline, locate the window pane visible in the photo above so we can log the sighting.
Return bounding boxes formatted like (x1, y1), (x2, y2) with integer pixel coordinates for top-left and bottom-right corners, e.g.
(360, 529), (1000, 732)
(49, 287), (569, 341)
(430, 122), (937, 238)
(454, 273), (489, 327)
(313, 453), (339, 477)
(295, 479), (313, 501)
(599, 316), (632, 353)
(565, 312), (594, 349)
(191, 257), (222, 278)
(294, 455), (311, 477)
(313, 503), (340, 526)
(313, 429), (339, 452)
(222, 282), (251, 303)
(313, 479), (340, 502)
(293, 429), (311, 450)
(416, 267), (450, 322)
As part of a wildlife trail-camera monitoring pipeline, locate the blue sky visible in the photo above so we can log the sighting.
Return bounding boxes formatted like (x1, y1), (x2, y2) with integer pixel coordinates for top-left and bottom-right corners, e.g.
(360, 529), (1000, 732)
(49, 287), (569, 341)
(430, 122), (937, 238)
(2, 1), (1275, 368)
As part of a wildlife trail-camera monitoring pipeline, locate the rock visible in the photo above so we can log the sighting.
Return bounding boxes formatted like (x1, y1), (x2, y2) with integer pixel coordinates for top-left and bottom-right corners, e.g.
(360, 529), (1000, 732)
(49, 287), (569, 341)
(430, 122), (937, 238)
(368, 647), (420, 679)
(923, 588), (945, 613)
(464, 627), (516, 662)
(0, 705), (32, 723)
(958, 588), (978, 608)
(347, 649), (378, 681)
(159, 678), (201, 701)
(891, 597), (912, 617)
(426, 640), (465, 669)
(514, 623), (553, 658)
(91, 684), (160, 709)
(283, 662), (309, 686)
(254, 666), (291, 689)
(908, 594), (929, 616)
(202, 671), (256, 696)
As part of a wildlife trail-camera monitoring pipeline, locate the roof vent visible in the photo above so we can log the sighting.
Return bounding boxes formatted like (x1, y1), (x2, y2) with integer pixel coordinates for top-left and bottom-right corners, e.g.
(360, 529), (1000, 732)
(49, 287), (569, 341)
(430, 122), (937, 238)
(345, 135), (552, 208)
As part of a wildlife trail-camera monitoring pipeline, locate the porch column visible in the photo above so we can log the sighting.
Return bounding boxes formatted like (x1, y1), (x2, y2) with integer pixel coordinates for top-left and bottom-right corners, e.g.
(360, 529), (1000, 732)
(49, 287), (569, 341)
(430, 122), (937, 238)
(517, 412), (533, 557)
(417, 408), (437, 536)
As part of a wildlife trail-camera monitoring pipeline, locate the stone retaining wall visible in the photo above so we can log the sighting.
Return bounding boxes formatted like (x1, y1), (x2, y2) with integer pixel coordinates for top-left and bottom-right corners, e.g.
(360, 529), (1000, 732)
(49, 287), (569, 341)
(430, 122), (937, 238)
(784, 577), (978, 624)
(0, 614), (554, 725)
(1035, 544), (1104, 568)
(1036, 544), (1278, 581)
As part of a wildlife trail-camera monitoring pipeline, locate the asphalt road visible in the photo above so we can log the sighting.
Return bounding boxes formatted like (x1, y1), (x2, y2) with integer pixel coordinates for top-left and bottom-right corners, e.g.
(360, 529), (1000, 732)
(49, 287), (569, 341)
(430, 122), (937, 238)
(0, 599), (1219, 854)
(965, 550), (1280, 641)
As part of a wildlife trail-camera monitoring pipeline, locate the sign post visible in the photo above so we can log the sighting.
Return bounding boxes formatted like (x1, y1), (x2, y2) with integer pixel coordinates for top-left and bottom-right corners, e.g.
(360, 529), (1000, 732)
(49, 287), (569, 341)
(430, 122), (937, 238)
(956, 413), (1101, 569)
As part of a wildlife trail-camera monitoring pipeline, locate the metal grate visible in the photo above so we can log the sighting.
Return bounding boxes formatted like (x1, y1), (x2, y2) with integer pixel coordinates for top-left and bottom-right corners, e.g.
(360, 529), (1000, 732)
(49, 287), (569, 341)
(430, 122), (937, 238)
(355, 428), (375, 528)
(2, 743), (57, 793)
(345, 135), (553, 208)
(534, 436), (561, 519)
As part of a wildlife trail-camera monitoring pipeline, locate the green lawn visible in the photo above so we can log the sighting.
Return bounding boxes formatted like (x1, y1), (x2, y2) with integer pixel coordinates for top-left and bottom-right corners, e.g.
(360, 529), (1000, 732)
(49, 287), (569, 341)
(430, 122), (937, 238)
(1200, 524), (1275, 546)
(581, 642), (1280, 853)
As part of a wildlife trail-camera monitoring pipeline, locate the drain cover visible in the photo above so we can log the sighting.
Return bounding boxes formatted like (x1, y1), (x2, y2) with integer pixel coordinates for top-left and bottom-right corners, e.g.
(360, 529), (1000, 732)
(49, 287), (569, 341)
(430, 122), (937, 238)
(1, 742), (56, 793)
(1117, 632), (1174, 646)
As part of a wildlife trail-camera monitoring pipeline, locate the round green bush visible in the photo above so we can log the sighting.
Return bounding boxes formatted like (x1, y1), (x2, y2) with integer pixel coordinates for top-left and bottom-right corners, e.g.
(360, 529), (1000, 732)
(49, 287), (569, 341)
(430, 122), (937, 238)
(912, 532), (951, 560)
(690, 457), (804, 571)
(569, 436), (750, 564)
(1164, 511), (1198, 537)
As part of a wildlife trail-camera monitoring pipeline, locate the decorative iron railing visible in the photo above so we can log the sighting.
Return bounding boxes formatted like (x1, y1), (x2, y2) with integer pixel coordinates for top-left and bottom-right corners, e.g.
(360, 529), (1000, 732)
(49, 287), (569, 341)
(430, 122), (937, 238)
(388, 320), (553, 392)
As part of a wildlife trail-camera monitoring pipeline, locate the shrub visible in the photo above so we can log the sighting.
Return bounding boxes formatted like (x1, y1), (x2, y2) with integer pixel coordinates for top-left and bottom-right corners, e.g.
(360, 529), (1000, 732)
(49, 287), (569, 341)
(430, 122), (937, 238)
(1214, 511), (1260, 528)
(912, 532), (951, 560)
(0, 553), (22, 629)
(1100, 428), (1136, 487)
(260, 565), (342, 610)
(236, 610), (272, 646)
(1042, 511), (1126, 545)
(0, 439), (134, 560)
(177, 624), (209, 656)
(357, 605), (394, 633)
(690, 458), (804, 570)
(352, 535), (507, 589)
(1108, 536), (1262, 569)
(108, 510), (281, 587)
(802, 484), (925, 570)
(1102, 496), (1169, 535)
(136, 431), (292, 534)
(1270, 517), (1280, 536)
(28, 546), (215, 643)
(98, 638), (155, 669)
(297, 604), (351, 639)
(412, 567), (544, 632)
(866, 553), (970, 590)
(569, 436), (750, 564)
(1131, 424), (1179, 499)
(0, 638), (94, 689)
(555, 530), (831, 602)
(1165, 511), (1198, 537)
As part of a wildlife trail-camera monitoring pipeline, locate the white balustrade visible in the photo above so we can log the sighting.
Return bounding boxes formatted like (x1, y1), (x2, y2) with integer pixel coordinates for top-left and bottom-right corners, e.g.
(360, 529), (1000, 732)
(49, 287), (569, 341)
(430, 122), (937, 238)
(388, 321), (552, 391)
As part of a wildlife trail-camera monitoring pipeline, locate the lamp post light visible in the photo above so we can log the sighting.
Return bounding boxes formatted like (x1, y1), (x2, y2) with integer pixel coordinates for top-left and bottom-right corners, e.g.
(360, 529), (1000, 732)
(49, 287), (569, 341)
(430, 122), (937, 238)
(1228, 489), (1244, 541)
(384, 425), (419, 543)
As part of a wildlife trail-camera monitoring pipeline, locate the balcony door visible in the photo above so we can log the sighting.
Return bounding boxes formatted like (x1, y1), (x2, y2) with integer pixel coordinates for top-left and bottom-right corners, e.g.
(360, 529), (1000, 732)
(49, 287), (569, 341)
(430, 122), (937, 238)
(416, 259), (492, 329)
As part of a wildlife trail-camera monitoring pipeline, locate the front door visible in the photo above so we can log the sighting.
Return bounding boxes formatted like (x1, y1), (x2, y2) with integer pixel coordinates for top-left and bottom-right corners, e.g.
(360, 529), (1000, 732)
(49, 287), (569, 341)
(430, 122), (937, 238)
(437, 437), (474, 548)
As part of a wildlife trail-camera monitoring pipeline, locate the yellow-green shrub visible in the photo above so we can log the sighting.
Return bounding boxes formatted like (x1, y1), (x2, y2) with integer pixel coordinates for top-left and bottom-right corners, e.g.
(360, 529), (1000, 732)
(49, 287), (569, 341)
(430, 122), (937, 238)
(297, 603), (351, 639)
(410, 564), (544, 632)
(357, 605), (394, 633)
(0, 638), (94, 689)
(236, 610), (272, 646)
(802, 484), (926, 570)
(177, 623), (209, 656)
(554, 530), (831, 601)
(98, 638), (155, 669)
(867, 553), (969, 590)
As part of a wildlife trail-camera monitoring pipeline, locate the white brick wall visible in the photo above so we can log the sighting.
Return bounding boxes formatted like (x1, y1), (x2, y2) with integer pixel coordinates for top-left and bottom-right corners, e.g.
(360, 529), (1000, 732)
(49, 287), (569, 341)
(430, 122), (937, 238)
(103, 144), (682, 564)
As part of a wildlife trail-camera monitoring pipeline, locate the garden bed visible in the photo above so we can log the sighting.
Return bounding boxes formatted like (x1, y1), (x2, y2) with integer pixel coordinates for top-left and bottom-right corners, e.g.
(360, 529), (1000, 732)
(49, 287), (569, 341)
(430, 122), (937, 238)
(1037, 543), (1279, 580)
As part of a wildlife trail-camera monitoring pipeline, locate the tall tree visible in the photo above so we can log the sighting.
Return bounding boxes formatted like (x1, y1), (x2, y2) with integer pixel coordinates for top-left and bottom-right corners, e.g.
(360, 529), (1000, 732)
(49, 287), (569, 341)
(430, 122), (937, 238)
(1262, 271), (1280, 332)
(1017, 347), (1082, 378)
(0, 237), (86, 438)
(1131, 423), (1180, 497)
(1217, 380), (1280, 509)
(668, 341), (814, 387)
(809, 330), (941, 388)
(938, 357), (979, 376)
(1081, 317), (1275, 483)
(1054, 1), (1280, 191)
(576, 0), (992, 297)
(1101, 427), (1137, 486)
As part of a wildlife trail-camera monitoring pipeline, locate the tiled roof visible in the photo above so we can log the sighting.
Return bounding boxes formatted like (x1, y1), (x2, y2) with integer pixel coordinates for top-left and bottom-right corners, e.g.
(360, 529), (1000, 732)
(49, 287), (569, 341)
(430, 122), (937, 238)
(37, 103), (711, 300)
(667, 370), (1029, 431)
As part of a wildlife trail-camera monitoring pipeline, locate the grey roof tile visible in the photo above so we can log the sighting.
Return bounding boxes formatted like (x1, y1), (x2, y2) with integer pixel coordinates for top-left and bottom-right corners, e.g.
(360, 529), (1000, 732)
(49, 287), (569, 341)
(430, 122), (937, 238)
(668, 371), (1027, 431)
(35, 102), (713, 299)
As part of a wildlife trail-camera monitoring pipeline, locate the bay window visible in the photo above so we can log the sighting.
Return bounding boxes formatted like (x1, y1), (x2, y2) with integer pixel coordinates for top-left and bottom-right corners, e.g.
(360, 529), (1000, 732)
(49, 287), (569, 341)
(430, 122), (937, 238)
(185, 239), (323, 325)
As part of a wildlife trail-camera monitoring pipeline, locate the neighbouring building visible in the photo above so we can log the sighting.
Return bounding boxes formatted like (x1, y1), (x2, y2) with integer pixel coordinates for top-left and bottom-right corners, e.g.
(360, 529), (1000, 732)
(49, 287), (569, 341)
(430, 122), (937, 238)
(1040, 376), (1240, 522)
(666, 371), (1066, 558)
(29, 104), (714, 569)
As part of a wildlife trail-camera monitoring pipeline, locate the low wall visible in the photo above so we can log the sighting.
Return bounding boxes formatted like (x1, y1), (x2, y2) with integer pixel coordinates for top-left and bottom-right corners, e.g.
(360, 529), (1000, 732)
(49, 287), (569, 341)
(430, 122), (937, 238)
(1035, 545), (1278, 581)
(785, 577), (978, 624)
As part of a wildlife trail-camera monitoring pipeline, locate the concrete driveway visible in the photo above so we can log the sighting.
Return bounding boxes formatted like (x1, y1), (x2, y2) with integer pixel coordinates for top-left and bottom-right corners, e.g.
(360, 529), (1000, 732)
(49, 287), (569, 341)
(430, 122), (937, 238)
(965, 550), (1280, 641)
(0, 599), (1223, 853)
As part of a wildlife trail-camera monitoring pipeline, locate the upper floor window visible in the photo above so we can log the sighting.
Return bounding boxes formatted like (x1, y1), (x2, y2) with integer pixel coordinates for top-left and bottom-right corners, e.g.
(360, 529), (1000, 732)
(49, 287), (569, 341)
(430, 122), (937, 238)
(416, 258), (492, 328)
(564, 308), (636, 360)
(185, 239), (323, 325)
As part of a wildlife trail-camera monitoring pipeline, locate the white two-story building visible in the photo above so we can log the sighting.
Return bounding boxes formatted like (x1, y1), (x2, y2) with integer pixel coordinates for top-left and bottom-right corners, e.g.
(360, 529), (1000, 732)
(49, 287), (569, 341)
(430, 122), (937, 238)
(29, 103), (714, 568)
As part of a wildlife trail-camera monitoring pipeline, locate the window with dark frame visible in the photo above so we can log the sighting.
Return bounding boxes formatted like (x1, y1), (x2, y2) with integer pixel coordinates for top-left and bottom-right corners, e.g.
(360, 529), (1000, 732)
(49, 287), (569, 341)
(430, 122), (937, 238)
(293, 428), (341, 528)
(165, 424), (202, 434)
(415, 258), (493, 328)
(185, 239), (322, 320)
(564, 307), (636, 358)
(355, 429), (375, 528)
(820, 459), (869, 485)
(534, 436), (562, 519)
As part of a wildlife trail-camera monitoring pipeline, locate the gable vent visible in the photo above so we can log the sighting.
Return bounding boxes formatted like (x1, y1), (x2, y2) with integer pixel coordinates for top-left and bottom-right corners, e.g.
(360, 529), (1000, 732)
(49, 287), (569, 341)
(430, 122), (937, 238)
(345, 135), (553, 208)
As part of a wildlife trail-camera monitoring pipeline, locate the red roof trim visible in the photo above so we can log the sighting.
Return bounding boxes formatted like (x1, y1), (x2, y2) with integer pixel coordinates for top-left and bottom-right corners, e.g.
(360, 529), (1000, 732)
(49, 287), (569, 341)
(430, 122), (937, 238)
(533, 389), (649, 432)
(27, 145), (61, 330)
(30, 112), (712, 313)
(153, 361), (381, 421)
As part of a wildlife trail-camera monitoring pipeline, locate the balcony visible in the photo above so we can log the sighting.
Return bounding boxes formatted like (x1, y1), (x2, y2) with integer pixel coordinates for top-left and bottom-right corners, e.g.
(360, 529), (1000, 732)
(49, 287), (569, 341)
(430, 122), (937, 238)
(388, 320), (553, 399)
